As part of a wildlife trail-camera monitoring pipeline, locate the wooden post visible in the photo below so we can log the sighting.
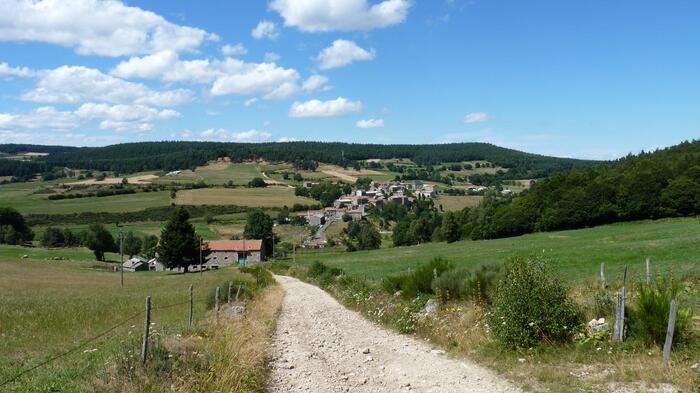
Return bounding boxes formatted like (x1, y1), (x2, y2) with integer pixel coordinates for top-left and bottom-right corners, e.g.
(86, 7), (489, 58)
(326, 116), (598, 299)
(235, 285), (241, 301)
(141, 296), (151, 364)
(600, 262), (606, 289)
(662, 299), (677, 367)
(228, 282), (232, 306)
(646, 257), (651, 284)
(215, 287), (221, 322)
(613, 288), (626, 342)
(623, 265), (628, 286)
(188, 285), (193, 328)
(119, 229), (124, 288)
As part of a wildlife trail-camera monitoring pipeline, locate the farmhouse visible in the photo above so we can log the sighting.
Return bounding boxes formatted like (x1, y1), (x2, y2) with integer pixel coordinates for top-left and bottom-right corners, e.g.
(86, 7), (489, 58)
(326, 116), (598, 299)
(148, 258), (165, 271)
(204, 239), (264, 268)
(123, 256), (149, 272)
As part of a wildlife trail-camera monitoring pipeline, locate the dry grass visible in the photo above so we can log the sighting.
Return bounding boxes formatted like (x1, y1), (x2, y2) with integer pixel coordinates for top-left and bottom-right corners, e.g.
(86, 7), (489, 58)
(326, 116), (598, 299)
(198, 284), (284, 392)
(198, 157), (231, 171)
(175, 187), (316, 208)
(67, 174), (158, 185)
(438, 195), (483, 211)
(318, 164), (383, 182)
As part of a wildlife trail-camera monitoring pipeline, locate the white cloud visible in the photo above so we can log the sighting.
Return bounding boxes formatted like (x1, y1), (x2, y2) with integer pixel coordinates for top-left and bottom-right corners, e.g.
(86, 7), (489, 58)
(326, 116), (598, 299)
(277, 136), (297, 142)
(0, 103), (179, 133)
(210, 61), (300, 98)
(0, 106), (80, 130)
(302, 75), (329, 91)
(113, 52), (311, 100)
(264, 52), (281, 62)
(75, 103), (180, 132)
(23, 65), (192, 106)
(289, 97), (362, 118)
(356, 118), (384, 128)
(251, 20), (280, 39)
(244, 97), (258, 107)
(463, 112), (490, 123)
(270, 0), (411, 32)
(0, 0), (218, 56)
(198, 128), (272, 142)
(0, 62), (34, 77)
(315, 39), (375, 70)
(221, 43), (247, 56)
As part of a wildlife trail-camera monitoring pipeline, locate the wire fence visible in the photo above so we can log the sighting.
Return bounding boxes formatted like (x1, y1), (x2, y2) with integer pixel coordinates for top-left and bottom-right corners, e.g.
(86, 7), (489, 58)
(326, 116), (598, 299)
(0, 282), (244, 389)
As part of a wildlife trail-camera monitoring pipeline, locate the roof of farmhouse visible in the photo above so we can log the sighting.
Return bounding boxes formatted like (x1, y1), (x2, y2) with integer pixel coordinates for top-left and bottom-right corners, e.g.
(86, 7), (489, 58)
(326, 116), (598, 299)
(204, 239), (263, 252)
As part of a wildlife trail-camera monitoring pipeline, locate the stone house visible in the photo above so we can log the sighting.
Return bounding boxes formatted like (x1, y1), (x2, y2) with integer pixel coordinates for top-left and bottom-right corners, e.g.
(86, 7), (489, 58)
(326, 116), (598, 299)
(204, 239), (264, 268)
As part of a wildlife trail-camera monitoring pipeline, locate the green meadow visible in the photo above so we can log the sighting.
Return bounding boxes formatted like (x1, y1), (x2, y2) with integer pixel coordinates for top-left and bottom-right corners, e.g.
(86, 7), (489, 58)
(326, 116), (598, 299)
(293, 216), (700, 288)
(0, 258), (248, 392)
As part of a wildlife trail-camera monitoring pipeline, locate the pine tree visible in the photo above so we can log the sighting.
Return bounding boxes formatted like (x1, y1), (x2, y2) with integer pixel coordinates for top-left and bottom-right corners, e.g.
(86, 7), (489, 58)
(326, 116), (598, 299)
(157, 207), (199, 272)
(244, 209), (274, 258)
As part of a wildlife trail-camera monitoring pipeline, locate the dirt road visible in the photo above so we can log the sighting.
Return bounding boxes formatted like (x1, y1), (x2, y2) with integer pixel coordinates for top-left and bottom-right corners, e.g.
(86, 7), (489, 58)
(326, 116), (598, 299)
(268, 276), (522, 393)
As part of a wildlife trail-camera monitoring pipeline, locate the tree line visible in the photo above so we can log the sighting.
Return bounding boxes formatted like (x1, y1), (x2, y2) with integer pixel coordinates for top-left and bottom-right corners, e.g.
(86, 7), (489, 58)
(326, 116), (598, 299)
(0, 141), (595, 182)
(441, 139), (700, 241)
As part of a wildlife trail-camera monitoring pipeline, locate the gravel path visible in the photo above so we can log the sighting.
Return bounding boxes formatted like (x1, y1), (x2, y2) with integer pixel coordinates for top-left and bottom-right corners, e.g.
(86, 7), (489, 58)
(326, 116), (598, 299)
(268, 275), (522, 393)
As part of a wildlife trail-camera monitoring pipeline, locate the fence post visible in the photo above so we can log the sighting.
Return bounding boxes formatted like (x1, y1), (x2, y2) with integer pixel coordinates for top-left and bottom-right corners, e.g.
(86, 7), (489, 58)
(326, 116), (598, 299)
(646, 257), (651, 284)
(600, 262), (606, 289)
(228, 282), (232, 306)
(613, 288), (626, 342)
(662, 299), (677, 367)
(215, 287), (221, 322)
(141, 296), (151, 364)
(235, 285), (241, 302)
(188, 285), (193, 329)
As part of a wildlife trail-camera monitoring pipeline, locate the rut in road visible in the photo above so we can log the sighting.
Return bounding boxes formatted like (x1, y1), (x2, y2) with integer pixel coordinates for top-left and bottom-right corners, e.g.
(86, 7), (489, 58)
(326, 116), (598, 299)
(268, 275), (522, 393)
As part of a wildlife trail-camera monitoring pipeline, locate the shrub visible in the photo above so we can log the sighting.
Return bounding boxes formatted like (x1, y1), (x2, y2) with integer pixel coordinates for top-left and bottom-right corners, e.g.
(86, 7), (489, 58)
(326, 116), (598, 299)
(307, 261), (344, 287)
(239, 265), (274, 288)
(430, 264), (502, 303)
(589, 290), (616, 318)
(488, 257), (582, 349)
(464, 264), (502, 304)
(383, 257), (452, 299)
(431, 268), (470, 302)
(629, 274), (693, 347)
(307, 261), (328, 278)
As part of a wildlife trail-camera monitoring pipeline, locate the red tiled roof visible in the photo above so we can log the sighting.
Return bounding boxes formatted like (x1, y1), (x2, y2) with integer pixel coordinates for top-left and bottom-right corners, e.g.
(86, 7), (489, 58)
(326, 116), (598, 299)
(204, 239), (262, 252)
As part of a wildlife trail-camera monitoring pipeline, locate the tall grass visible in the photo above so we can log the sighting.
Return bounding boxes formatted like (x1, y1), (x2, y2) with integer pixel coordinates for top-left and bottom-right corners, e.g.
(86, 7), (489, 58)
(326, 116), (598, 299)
(630, 273), (693, 347)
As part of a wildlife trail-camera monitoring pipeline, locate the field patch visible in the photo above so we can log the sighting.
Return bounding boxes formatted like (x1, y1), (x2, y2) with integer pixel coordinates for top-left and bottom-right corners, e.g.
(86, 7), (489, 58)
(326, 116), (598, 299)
(175, 187), (316, 208)
(0, 190), (171, 214)
(67, 174), (158, 185)
(157, 162), (264, 185)
(318, 164), (387, 183)
(438, 195), (483, 211)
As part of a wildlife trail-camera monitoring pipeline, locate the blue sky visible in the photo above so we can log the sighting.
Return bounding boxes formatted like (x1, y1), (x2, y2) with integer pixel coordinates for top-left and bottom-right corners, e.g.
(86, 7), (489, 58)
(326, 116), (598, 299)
(0, 0), (699, 159)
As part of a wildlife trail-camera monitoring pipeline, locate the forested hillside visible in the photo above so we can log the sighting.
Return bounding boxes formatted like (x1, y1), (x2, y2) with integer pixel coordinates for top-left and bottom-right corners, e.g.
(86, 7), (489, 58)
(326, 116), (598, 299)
(0, 141), (595, 181)
(455, 139), (700, 240)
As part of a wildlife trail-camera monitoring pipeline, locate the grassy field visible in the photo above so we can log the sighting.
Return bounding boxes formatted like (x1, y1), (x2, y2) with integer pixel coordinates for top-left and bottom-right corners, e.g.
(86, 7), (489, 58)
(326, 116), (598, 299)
(0, 258), (251, 392)
(175, 187), (316, 208)
(0, 185), (171, 214)
(155, 161), (267, 186)
(293, 217), (700, 289)
(32, 219), (219, 241)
